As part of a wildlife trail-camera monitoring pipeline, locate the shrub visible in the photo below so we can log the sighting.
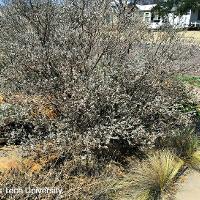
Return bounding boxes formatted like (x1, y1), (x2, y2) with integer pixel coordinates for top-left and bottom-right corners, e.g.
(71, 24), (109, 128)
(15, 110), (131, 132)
(0, 1), (199, 199)
(0, 103), (26, 125)
(158, 128), (200, 159)
(0, 0), (196, 157)
(156, 128), (200, 171)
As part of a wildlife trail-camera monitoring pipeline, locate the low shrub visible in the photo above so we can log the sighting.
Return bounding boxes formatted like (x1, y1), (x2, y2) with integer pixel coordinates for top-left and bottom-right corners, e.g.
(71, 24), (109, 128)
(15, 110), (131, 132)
(0, 0), (195, 153)
(156, 128), (200, 171)
(158, 128), (200, 159)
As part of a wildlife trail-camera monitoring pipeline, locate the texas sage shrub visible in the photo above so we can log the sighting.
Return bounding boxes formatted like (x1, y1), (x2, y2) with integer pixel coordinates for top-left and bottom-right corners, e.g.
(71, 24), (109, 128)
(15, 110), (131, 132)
(0, 0), (196, 156)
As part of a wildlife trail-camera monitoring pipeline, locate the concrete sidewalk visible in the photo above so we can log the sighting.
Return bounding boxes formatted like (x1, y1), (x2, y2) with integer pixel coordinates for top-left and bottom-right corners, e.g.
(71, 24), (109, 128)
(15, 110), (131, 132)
(176, 171), (200, 200)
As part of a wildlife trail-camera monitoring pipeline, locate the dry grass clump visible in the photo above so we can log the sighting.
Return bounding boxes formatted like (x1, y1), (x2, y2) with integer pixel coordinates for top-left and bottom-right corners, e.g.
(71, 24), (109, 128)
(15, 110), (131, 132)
(132, 151), (183, 200)
(110, 151), (184, 200)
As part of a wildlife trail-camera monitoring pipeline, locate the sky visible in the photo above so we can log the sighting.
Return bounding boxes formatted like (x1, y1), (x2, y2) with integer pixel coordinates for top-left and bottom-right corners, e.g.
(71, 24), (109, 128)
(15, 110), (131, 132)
(0, 0), (4, 6)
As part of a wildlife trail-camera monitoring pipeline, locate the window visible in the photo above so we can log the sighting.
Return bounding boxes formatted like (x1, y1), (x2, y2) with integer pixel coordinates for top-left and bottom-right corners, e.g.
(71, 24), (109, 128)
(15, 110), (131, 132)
(144, 12), (150, 17)
(187, 10), (191, 15)
(144, 12), (151, 23)
(151, 13), (154, 21)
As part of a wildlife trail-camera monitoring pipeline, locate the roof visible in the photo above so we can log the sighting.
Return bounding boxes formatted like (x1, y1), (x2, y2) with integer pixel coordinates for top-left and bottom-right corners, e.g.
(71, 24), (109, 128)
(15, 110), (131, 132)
(136, 4), (157, 11)
(111, 0), (135, 8)
(110, 1), (157, 12)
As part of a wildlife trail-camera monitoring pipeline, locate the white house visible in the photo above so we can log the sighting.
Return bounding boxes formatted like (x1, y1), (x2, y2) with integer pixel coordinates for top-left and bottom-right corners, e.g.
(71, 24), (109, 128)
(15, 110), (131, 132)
(110, 1), (200, 29)
(136, 4), (200, 29)
(135, 4), (163, 29)
(168, 9), (200, 28)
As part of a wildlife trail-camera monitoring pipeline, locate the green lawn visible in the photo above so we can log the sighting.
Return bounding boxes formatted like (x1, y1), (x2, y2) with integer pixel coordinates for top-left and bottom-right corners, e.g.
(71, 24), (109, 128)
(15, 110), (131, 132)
(178, 74), (200, 118)
(178, 75), (200, 88)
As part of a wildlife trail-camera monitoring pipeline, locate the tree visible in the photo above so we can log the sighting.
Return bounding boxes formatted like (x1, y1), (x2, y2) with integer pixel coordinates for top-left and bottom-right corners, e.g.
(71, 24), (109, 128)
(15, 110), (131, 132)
(154, 0), (200, 16)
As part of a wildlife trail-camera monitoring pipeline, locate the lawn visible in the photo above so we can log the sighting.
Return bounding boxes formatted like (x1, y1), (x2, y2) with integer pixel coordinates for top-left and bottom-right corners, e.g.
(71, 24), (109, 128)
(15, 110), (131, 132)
(152, 31), (200, 44)
(178, 75), (200, 88)
(180, 31), (200, 43)
(178, 74), (200, 117)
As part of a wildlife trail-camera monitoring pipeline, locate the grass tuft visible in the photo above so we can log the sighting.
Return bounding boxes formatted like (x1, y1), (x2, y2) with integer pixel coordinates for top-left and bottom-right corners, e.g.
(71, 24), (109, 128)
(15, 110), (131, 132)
(110, 151), (183, 200)
(131, 151), (183, 200)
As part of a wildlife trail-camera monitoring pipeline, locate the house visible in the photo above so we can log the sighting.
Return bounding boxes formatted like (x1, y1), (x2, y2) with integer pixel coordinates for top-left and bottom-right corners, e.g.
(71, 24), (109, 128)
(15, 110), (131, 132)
(110, 1), (200, 29)
(136, 3), (200, 29)
(109, 0), (161, 28)
(168, 9), (200, 28)
(135, 4), (163, 29)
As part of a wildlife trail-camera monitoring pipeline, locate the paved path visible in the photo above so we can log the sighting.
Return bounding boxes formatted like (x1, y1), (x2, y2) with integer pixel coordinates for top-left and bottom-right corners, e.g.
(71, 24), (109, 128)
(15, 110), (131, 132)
(176, 170), (200, 200)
